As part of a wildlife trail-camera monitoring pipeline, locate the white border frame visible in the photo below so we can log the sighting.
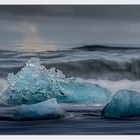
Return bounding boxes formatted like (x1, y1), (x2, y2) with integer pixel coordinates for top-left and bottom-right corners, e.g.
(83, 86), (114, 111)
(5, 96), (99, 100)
(0, 0), (140, 5)
(0, 1), (140, 140)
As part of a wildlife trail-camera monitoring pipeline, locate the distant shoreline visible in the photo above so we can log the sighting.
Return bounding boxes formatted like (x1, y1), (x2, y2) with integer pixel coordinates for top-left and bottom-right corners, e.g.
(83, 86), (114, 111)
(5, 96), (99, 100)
(73, 44), (140, 51)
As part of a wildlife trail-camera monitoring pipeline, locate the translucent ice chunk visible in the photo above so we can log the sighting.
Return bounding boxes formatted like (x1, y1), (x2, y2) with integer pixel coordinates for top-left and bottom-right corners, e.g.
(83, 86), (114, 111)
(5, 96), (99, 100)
(14, 98), (64, 120)
(58, 80), (112, 105)
(1, 58), (66, 105)
(101, 90), (140, 118)
(0, 58), (112, 106)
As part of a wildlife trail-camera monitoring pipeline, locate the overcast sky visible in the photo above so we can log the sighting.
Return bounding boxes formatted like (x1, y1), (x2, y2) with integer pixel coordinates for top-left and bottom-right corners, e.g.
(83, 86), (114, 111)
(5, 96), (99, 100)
(0, 5), (140, 50)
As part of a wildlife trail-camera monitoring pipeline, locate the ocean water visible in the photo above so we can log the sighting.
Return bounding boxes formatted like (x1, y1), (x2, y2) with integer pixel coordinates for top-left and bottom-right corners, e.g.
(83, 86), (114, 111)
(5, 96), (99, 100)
(1, 44), (140, 134)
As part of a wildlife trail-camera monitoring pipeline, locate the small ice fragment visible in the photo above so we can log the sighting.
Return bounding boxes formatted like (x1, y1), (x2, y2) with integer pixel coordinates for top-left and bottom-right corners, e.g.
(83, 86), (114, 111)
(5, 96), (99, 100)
(14, 98), (64, 120)
(101, 90), (140, 118)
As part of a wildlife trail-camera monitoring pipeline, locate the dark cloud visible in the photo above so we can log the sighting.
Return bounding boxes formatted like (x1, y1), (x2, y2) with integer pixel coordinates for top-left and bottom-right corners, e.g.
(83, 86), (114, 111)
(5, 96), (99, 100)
(0, 5), (140, 20)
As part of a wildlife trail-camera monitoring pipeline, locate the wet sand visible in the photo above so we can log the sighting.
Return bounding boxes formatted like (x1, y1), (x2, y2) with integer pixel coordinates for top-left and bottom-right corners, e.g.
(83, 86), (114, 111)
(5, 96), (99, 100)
(1, 115), (140, 135)
(0, 105), (140, 135)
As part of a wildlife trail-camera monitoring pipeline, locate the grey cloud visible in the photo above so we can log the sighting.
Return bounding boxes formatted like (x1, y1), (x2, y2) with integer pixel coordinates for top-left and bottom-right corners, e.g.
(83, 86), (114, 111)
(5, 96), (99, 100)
(0, 5), (140, 20)
(0, 5), (140, 49)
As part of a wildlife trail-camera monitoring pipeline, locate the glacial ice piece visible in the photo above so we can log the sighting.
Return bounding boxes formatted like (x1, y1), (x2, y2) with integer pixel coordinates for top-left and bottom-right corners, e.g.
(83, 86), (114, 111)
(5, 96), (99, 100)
(14, 98), (64, 120)
(0, 58), (112, 106)
(0, 58), (66, 105)
(58, 80), (112, 105)
(101, 90), (140, 118)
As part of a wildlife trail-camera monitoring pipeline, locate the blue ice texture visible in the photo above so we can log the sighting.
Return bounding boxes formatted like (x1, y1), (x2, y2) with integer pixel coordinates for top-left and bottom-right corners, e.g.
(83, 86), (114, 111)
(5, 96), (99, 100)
(58, 80), (112, 105)
(0, 58), (112, 105)
(101, 90), (140, 118)
(0, 58), (66, 105)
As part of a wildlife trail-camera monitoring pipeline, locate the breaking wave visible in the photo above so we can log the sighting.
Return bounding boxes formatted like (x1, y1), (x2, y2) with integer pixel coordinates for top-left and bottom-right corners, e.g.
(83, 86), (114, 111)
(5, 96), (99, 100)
(45, 58), (140, 80)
